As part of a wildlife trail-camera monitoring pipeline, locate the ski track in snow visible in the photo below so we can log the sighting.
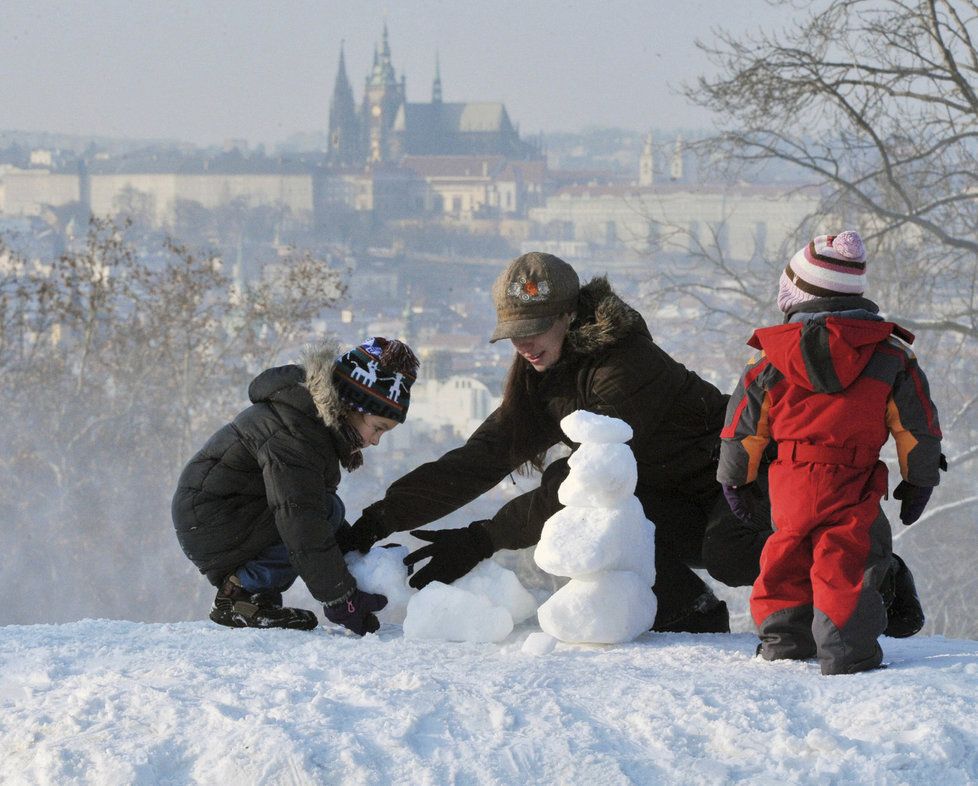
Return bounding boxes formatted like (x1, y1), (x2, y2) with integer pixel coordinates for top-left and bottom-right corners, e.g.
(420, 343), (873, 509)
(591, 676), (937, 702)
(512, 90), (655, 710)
(2, 621), (978, 785)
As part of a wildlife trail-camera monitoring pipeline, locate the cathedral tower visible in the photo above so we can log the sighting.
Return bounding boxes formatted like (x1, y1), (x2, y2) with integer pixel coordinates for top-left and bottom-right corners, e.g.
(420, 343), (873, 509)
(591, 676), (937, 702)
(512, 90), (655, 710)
(362, 23), (405, 163)
(327, 43), (361, 166)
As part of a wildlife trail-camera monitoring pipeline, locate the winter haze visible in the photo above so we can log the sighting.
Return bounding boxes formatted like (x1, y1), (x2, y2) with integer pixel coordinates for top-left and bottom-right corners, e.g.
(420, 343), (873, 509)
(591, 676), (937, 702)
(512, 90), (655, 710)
(2, 0), (788, 145)
(3, 0), (978, 782)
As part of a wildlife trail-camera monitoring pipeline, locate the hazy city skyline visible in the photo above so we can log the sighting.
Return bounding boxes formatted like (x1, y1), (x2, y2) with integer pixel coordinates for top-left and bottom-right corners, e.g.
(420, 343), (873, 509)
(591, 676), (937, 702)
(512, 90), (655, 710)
(4, 0), (798, 148)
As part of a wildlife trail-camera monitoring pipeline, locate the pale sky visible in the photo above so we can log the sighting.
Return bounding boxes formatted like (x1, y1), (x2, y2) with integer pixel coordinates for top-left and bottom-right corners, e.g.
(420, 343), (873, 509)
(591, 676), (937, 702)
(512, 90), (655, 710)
(3, 0), (796, 146)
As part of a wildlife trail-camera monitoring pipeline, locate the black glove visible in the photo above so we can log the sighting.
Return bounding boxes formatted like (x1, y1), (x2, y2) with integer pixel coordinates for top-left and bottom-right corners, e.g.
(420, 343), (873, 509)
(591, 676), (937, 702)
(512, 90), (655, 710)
(721, 482), (761, 524)
(403, 521), (495, 590)
(336, 512), (386, 554)
(323, 588), (388, 636)
(893, 481), (932, 525)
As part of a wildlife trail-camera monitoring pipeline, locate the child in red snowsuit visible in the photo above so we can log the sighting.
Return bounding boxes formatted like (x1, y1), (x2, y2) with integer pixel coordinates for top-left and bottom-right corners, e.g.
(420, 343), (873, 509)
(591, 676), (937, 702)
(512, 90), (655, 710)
(717, 231), (943, 675)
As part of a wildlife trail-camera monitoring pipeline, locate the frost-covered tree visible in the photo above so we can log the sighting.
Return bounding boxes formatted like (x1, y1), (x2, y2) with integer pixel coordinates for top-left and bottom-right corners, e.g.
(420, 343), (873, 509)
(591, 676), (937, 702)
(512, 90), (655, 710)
(0, 218), (345, 623)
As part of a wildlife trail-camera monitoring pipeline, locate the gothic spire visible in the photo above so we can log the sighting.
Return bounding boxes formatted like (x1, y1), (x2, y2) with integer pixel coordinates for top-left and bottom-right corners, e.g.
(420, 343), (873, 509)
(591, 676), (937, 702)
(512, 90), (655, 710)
(381, 22), (391, 61)
(432, 51), (442, 104)
(328, 40), (360, 166)
(333, 40), (351, 95)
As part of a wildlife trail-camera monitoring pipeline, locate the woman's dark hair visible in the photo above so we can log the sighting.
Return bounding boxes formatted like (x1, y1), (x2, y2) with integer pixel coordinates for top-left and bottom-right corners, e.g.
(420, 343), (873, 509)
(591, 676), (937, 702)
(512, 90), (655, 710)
(497, 353), (550, 473)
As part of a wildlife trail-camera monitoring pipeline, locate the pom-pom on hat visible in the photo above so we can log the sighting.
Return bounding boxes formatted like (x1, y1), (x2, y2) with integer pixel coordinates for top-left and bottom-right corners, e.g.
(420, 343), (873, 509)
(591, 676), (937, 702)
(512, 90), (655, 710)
(490, 252), (580, 343)
(778, 230), (867, 313)
(333, 337), (419, 423)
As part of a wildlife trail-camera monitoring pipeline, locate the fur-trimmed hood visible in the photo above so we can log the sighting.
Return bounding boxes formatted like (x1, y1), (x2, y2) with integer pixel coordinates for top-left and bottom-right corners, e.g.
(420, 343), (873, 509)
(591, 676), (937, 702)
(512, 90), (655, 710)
(300, 339), (346, 430)
(246, 340), (346, 430)
(301, 339), (366, 470)
(565, 276), (645, 355)
(247, 339), (362, 470)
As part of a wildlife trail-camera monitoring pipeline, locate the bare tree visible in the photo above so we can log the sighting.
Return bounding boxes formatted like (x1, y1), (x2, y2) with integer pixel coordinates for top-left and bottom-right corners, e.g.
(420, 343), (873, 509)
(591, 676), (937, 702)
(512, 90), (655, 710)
(675, 0), (978, 637)
(0, 217), (346, 624)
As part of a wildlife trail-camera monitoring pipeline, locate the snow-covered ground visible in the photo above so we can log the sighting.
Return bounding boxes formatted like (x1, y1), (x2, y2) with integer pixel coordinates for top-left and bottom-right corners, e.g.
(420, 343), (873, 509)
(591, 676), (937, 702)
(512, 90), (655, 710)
(3, 619), (977, 785)
(6, 411), (977, 784)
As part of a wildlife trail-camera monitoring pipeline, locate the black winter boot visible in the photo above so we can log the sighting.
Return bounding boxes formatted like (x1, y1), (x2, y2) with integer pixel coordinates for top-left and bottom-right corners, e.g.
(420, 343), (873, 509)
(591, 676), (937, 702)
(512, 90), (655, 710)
(882, 554), (925, 638)
(209, 575), (318, 631)
(652, 590), (730, 634)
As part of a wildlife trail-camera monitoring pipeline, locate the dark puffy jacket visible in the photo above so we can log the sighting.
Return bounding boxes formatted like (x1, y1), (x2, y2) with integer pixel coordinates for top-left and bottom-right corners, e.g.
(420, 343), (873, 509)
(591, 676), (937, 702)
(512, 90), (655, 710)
(360, 277), (728, 549)
(172, 342), (357, 605)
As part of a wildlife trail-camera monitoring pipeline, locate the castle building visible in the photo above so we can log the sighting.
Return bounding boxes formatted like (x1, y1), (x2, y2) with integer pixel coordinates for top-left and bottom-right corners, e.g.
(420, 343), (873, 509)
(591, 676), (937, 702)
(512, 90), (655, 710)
(327, 24), (540, 168)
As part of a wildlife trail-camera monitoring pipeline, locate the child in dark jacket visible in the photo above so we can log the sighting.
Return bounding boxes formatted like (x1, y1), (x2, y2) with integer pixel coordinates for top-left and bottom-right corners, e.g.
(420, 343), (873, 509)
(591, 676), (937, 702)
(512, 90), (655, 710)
(172, 337), (418, 635)
(717, 231), (943, 674)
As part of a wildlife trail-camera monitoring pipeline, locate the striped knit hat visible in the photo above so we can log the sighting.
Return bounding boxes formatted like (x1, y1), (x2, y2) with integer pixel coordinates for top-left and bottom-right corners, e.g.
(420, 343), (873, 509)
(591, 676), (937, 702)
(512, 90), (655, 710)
(778, 231), (867, 313)
(332, 337), (419, 423)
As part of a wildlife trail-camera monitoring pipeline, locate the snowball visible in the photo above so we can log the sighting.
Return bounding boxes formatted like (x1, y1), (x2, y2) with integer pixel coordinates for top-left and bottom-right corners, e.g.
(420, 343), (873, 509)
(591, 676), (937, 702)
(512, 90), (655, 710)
(558, 443), (638, 507)
(403, 582), (514, 643)
(453, 560), (538, 624)
(521, 631), (557, 656)
(345, 545), (414, 625)
(534, 499), (655, 584)
(560, 410), (633, 444)
(537, 572), (657, 644)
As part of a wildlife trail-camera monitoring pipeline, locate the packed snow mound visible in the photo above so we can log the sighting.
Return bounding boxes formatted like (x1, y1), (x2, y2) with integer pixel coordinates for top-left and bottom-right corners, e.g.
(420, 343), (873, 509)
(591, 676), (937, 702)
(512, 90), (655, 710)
(560, 409), (633, 444)
(6, 620), (978, 785)
(346, 544), (413, 625)
(537, 571), (657, 644)
(403, 582), (514, 642)
(452, 559), (538, 624)
(521, 630), (558, 656)
(349, 539), (537, 643)
(558, 442), (638, 507)
(535, 498), (655, 584)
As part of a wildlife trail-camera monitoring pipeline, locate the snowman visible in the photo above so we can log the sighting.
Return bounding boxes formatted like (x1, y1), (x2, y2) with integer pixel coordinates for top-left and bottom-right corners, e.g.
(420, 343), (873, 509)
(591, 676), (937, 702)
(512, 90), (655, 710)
(532, 410), (657, 644)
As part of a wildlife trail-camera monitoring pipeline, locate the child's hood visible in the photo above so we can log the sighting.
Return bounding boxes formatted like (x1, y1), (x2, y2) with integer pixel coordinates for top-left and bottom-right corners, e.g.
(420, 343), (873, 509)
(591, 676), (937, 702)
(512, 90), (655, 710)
(749, 316), (901, 393)
(246, 340), (345, 429)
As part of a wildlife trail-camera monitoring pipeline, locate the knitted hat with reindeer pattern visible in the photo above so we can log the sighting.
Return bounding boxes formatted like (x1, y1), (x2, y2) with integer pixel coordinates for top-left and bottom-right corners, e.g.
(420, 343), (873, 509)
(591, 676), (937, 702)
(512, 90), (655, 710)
(332, 337), (419, 423)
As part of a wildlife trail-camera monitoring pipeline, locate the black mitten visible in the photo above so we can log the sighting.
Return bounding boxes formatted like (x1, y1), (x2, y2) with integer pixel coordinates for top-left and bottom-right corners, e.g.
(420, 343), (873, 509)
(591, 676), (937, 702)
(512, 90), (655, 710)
(337, 512), (387, 554)
(323, 588), (388, 636)
(893, 481), (933, 526)
(403, 521), (495, 590)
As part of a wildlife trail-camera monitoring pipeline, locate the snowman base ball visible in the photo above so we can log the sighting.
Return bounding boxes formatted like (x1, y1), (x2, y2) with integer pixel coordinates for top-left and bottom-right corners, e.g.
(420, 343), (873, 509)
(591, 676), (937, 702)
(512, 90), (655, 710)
(537, 571), (657, 644)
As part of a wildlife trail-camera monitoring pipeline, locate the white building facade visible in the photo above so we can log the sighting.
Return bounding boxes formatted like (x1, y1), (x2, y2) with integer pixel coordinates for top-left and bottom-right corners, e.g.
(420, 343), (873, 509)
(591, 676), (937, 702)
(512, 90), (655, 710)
(528, 183), (821, 261)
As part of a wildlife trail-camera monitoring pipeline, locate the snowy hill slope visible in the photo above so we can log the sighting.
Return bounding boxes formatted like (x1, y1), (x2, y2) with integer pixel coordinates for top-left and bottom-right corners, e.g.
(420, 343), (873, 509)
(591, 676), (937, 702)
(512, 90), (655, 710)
(2, 620), (977, 785)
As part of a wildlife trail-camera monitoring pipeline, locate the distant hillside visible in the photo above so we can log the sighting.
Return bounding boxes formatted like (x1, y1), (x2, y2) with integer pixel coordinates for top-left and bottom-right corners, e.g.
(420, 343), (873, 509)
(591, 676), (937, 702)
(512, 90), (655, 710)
(0, 128), (186, 156)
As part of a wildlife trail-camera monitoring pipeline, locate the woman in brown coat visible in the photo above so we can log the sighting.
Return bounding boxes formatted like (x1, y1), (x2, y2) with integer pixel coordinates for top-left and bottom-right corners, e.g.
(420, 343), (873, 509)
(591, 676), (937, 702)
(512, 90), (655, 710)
(338, 253), (731, 632)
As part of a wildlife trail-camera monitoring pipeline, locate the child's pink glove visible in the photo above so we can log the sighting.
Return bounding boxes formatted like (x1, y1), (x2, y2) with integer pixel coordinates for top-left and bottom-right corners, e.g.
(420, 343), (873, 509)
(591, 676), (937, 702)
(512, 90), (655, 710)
(323, 589), (388, 635)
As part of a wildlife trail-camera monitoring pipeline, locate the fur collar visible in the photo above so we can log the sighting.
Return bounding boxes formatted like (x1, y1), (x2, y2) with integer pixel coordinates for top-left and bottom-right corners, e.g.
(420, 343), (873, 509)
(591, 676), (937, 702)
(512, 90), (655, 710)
(301, 339), (346, 430)
(302, 339), (365, 470)
(566, 276), (643, 355)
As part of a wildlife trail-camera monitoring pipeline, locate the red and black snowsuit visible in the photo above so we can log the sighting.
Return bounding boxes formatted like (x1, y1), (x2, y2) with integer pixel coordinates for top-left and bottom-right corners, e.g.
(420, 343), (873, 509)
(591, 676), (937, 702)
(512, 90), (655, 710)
(718, 297), (942, 675)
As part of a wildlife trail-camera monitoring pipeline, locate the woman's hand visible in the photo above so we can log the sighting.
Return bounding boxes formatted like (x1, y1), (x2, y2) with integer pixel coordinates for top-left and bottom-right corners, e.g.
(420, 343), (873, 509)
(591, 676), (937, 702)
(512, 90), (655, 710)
(402, 522), (495, 589)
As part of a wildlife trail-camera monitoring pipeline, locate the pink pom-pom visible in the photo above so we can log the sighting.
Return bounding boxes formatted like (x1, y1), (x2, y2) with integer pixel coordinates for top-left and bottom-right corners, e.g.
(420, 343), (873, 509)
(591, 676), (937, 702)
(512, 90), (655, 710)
(832, 230), (865, 261)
